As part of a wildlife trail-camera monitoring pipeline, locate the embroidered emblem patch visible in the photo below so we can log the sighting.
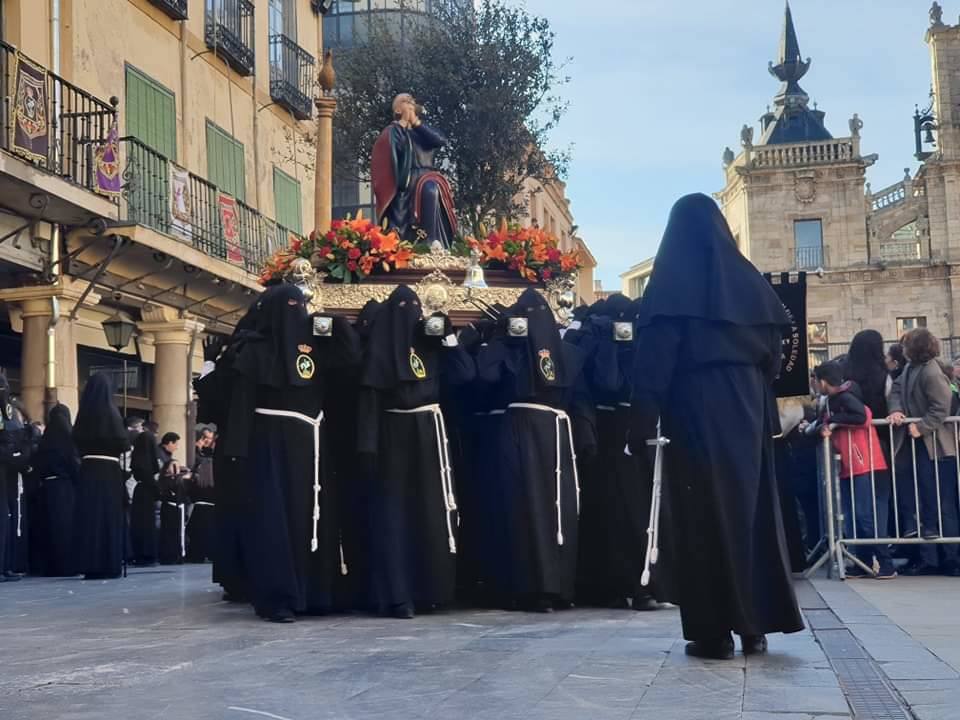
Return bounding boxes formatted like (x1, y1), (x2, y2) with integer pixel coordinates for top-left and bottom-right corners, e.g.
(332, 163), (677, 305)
(298, 344), (313, 353)
(296, 354), (315, 380)
(409, 348), (427, 379)
(538, 349), (556, 382)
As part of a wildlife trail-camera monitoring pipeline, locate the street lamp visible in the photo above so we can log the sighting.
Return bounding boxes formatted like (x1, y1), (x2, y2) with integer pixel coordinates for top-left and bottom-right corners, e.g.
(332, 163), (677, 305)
(101, 310), (136, 416)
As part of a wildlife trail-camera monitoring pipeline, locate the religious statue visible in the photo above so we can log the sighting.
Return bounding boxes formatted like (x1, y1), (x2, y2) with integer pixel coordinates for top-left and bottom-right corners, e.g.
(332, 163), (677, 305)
(372, 94), (458, 249)
(930, 1), (944, 27)
(848, 113), (863, 138)
(740, 124), (754, 149)
(722, 147), (735, 168)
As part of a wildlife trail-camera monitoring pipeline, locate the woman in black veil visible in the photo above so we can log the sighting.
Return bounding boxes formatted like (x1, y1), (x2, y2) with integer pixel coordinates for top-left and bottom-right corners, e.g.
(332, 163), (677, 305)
(30, 404), (80, 576)
(129, 428), (161, 566)
(628, 194), (803, 659)
(73, 373), (131, 579)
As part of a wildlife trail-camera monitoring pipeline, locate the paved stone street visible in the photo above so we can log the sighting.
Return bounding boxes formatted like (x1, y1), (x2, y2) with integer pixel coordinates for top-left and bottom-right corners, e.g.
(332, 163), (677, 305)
(0, 566), (957, 719)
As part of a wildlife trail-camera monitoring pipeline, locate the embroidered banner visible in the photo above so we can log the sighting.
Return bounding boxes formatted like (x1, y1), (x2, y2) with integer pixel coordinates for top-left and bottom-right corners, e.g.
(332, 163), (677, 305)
(94, 119), (122, 196)
(170, 164), (192, 241)
(765, 271), (809, 398)
(218, 192), (244, 265)
(11, 54), (50, 164)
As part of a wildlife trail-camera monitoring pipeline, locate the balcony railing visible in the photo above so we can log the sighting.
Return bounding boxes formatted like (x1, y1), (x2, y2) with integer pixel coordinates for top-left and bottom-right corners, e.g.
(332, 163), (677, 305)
(795, 245), (824, 270)
(149, 0), (188, 20)
(205, 0), (255, 76)
(0, 41), (118, 198)
(876, 240), (924, 264)
(120, 136), (297, 275)
(269, 34), (315, 120)
(751, 139), (856, 169)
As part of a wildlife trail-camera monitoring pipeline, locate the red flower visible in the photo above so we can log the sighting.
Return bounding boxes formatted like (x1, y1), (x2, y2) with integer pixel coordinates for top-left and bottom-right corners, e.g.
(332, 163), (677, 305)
(291, 238), (303, 253)
(347, 247), (362, 260)
(330, 220), (344, 230)
(325, 231), (336, 242)
(541, 268), (553, 280)
(320, 245), (332, 256)
(547, 248), (561, 263)
(347, 260), (358, 272)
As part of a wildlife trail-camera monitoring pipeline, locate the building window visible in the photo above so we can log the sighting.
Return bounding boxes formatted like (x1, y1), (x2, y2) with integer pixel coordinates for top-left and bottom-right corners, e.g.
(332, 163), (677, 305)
(794, 219), (824, 270)
(206, 121), (246, 201)
(897, 316), (927, 338)
(808, 321), (828, 369)
(125, 66), (176, 158)
(273, 167), (303, 233)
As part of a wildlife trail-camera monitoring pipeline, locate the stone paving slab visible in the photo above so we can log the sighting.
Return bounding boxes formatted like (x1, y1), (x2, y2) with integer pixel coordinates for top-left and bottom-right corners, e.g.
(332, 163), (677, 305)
(0, 567), (854, 720)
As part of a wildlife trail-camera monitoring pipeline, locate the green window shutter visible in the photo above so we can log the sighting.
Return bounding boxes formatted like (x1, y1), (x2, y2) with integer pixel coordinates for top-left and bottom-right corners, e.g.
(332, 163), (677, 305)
(125, 66), (176, 158)
(206, 121), (246, 202)
(273, 167), (302, 233)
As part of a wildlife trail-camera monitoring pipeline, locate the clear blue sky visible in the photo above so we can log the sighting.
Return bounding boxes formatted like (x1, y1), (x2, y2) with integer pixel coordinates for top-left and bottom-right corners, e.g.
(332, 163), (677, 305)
(519, 0), (934, 288)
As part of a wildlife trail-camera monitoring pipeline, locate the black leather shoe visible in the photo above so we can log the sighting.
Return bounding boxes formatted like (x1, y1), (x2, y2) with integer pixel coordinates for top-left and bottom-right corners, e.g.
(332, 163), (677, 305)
(740, 634), (768, 655)
(632, 596), (659, 611)
(390, 603), (415, 619)
(685, 635), (735, 660)
(266, 608), (295, 623)
(901, 563), (938, 576)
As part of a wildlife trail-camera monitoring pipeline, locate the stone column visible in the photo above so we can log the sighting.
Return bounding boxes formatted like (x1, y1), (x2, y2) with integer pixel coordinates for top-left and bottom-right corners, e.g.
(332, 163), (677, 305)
(314, 95), (338, 235)
(0, 280), (100, 420)
(138, 308), (203, 450)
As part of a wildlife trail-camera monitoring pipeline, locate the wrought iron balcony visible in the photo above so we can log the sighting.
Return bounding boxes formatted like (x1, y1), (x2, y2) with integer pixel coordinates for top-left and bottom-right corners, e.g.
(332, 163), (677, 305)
(205, 0), (255, 76)
(269, 34), (315, 120)
(0, 40), (118, 199)
(795, 245), (823, 271)
(149, 0), (188, 20)
(120, 136), (298, 275)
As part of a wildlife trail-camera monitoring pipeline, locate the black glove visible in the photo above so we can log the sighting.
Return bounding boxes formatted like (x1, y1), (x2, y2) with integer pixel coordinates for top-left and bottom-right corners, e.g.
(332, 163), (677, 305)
(203, 336), (225, 362)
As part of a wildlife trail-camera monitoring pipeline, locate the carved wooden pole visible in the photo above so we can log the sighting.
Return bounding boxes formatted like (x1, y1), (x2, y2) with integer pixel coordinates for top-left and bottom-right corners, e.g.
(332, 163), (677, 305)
(314, 51), (337, 234)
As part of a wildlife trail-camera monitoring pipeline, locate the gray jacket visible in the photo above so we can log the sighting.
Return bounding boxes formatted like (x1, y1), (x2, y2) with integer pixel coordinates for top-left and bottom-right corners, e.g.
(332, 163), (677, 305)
(888, 358), (956, 458)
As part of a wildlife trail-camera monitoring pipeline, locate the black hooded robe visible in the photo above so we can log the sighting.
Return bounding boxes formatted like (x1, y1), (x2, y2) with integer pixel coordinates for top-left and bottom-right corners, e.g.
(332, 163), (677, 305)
(629, 194), (803, 642)
(476, 289), (588, 609)
(73, 373), (131, 579)
(225, 285), (362, 618)
(129, 430), (161, 565)
(357, 285), (475, 616)
(30, 404), (80, 576)
(158, 465), (186, 565)
(568, 295), (659, 607)
(185, 454), (216, 563)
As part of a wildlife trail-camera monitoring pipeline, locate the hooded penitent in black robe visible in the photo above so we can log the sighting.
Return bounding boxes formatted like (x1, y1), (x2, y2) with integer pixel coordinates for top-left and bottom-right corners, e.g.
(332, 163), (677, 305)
(357, 285), (475, 617)
(129, 430), (160, 566)
(324, 299), (381, 611)
(73, 373), (131, 579)
(477, 289), (588, 611)
(3, 401), (36, 576)
(30, 404), (80, 576)
(224, 284), (362, 621)
(194, 306), (263, 600)
(628, 193), (803, 644)
(567, 294), (660, 609)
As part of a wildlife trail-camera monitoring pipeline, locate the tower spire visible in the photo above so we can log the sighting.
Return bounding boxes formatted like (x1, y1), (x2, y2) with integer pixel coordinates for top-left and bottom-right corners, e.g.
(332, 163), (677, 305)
(768, 0), (811, 108)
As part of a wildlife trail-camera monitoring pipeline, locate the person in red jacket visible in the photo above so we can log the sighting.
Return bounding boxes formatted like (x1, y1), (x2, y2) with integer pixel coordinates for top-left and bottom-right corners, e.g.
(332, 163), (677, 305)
(810, 361), (896, 579)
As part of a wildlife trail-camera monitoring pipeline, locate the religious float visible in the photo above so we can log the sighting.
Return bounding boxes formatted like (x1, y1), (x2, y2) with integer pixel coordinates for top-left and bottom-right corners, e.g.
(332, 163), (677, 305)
(259, 91), (583, 326)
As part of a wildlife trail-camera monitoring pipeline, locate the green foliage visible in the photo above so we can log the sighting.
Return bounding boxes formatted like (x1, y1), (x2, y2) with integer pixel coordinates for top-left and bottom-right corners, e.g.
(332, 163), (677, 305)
(333, 0), (570, 237)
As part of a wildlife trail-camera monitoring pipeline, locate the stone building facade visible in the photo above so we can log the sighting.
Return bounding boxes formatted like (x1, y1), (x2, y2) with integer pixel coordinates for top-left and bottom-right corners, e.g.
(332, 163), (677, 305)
(0, 0), (323, 452)
(716, 3), (960, 364)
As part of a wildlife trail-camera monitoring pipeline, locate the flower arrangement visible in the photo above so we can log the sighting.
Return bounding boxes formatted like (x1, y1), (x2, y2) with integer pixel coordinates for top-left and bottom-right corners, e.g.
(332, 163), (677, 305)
(469, 221), (582, 283)
(258, 211), (414, 285)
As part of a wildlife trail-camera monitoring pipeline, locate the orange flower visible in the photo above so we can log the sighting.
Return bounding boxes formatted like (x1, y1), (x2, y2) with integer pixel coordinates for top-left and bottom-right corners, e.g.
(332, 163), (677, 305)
(393, 247), (414, 268)
(484, 243), (508, 263)
(359, 255), (375, 275)
(560, 251), (580, 272)
(377, 230), (400, 254)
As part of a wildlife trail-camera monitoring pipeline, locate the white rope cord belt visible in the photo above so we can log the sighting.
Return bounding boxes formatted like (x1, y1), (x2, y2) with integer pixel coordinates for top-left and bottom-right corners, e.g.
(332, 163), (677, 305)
(81, 455), (120, 463)
(165, 501), (186, 557)
(16, 473), (22, 538)
(597, 402), (632, 412)
(192, 501), (215, 507)
(507, 403), (580, 546)
(255, 408), (325, 553)
(386, 403), (458, 554)
(473, 409), (506, 416)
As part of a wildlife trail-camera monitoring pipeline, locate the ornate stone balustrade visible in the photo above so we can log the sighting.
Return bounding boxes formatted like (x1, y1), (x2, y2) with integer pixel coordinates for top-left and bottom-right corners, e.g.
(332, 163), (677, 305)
(871, 182), (908, 211)
(749, 138), (857, 168)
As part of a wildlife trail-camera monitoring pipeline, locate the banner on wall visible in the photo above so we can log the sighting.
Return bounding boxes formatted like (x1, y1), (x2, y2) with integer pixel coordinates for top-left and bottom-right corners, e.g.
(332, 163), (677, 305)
(765, 271), (809, 398)
(94, 120), (122, 197)
(218, 192), (244, 265)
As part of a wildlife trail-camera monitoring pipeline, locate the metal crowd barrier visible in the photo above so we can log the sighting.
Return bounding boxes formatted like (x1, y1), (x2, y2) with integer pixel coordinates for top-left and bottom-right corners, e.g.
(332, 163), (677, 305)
(808, 416), (960, 580)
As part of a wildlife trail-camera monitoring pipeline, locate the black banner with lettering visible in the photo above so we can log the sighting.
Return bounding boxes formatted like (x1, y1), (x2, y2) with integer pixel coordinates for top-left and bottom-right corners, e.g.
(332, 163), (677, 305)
(765, 272), (808, 397)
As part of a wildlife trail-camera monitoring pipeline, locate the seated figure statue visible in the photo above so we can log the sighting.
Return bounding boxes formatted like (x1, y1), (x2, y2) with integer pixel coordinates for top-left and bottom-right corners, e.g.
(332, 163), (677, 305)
(372, 93), (458, 248)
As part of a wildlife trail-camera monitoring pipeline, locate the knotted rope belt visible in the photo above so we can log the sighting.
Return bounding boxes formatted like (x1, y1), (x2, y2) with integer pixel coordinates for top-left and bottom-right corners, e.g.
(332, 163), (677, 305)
(386, 403), (458, 554)
(507, 403), (580, 546)
(254, 408), (325, 554)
